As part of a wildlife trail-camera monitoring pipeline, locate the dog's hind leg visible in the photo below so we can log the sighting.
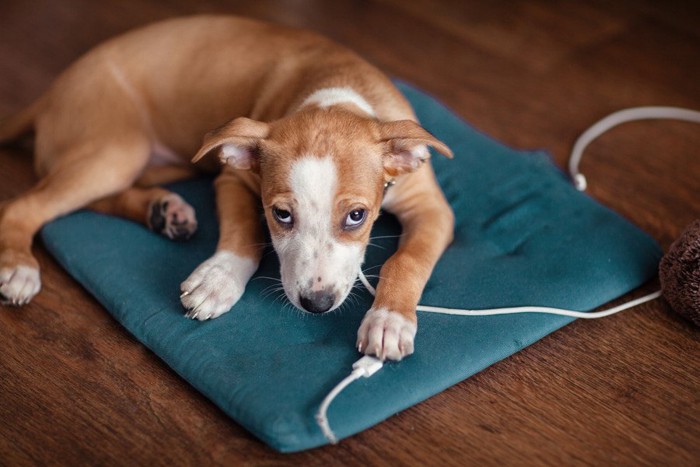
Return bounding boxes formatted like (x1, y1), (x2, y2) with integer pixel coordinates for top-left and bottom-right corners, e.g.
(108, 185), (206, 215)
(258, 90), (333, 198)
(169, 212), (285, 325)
(88, 186), (198, 241)
(0, 137), (151, 306)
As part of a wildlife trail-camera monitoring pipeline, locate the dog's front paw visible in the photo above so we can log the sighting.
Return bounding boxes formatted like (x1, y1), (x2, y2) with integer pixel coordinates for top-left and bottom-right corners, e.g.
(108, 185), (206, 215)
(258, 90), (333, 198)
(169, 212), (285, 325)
(0, 250), (41, 306)
(148, 193), (197, 241)
(180, 251), (256, 321)
(356, 307), (417, 361)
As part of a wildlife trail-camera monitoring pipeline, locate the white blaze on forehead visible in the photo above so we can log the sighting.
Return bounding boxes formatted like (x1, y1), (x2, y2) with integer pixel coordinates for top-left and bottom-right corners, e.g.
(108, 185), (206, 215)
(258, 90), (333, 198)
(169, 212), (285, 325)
(290, 156), (337, 226)
(300, 87), (375, 117)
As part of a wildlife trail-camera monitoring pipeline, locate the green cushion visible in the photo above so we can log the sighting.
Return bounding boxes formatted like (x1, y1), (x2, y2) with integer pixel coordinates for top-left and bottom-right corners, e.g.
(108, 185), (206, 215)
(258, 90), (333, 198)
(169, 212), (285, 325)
(40, 82), (661, 452)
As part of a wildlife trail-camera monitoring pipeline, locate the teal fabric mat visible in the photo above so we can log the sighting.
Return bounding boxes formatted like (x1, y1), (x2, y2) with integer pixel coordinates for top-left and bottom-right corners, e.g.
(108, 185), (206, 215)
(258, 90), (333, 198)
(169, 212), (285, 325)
(40, 82), (661, 452)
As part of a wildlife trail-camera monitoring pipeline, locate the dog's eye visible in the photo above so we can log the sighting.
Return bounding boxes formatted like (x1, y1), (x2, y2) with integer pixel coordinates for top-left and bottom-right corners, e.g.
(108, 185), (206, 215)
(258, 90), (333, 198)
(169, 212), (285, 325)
(344, 209), (366, 229)
(272, 207), (293, 225)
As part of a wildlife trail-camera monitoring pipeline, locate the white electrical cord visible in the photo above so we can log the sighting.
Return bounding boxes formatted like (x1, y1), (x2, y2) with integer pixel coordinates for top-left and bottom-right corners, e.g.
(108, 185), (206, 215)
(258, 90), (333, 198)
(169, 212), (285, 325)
(568, 106), (700, 191)
(359, 268), (662, 319)
(315, 355), (383, 443)
(318, 105), (700, 444)
(316, 271), (661, 443)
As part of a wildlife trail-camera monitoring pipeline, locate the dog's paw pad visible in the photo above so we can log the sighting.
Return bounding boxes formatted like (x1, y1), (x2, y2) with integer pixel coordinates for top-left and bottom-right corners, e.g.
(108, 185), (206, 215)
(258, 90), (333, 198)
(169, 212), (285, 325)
(356, 307), (416, 361)
(148, 194), (197, 241)
(0, 264), (41, 306)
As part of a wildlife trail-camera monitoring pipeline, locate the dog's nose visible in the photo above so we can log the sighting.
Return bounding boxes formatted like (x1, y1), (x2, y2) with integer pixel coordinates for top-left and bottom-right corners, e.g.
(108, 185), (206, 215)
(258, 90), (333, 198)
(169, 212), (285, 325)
(299, 290), (335, 313)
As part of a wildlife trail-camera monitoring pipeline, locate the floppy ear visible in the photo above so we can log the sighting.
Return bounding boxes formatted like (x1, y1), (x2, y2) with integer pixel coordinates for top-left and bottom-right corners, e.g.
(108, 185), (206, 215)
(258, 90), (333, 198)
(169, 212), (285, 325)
(378, 120), (453, 176)
(192, 117), (270, 171)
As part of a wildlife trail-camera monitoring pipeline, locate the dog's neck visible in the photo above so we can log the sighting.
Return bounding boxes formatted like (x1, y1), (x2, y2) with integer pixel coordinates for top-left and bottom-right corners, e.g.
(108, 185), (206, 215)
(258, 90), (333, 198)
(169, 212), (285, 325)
(297, 87), (376, 118)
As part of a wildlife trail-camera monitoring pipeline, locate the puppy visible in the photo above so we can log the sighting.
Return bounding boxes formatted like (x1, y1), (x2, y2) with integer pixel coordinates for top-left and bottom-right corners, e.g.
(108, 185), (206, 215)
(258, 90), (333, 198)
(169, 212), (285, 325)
(0, 15), (454, 360)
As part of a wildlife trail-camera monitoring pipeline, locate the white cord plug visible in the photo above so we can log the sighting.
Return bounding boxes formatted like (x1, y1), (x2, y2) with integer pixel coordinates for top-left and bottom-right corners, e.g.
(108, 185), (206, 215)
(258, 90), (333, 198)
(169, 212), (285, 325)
(352, 355), (384, 376)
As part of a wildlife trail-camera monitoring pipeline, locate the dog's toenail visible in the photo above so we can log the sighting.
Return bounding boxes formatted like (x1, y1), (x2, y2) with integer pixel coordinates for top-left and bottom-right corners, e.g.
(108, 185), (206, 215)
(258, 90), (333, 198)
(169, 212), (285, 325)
(186, 308), (200, 319)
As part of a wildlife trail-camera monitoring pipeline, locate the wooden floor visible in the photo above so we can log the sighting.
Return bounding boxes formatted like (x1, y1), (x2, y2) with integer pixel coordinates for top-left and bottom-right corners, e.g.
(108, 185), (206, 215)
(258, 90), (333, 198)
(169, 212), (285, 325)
(1, 0), (698, 465)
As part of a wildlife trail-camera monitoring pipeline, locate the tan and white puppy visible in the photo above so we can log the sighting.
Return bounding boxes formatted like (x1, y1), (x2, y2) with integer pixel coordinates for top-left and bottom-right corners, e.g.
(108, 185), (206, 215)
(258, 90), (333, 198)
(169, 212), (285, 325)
(0, 16), (454, 361)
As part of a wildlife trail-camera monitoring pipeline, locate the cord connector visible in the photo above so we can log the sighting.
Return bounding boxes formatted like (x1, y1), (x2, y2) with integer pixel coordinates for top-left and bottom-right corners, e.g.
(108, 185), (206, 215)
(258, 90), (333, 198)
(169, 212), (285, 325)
(316, 355), (385, 444)
(352, 355), (383, 377)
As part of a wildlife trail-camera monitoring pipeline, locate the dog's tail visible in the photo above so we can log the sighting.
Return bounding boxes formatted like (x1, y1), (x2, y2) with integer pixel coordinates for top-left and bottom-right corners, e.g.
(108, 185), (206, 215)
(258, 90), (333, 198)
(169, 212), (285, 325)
(0, 98), (42, 146)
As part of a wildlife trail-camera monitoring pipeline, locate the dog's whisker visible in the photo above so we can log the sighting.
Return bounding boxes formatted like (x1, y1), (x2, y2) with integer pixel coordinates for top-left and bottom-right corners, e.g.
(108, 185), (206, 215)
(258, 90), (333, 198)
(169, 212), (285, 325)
(362, 274), (384, 280)
(259, 282), (282, 294)
(368, 234), (401, 241)
(261, 287), (285, 300)
(261, 249), (279, 259)
(246, 241), (273, 248)
(346, 293), (360, 308)
(260, 281), (282, 290)
(270, 290), (288, 304)
(252, 275), (282, 283)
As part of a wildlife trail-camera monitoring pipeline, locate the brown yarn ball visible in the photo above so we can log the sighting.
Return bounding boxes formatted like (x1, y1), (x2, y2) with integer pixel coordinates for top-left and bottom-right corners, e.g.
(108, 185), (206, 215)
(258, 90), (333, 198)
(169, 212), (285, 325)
(659, 220), (700, 327)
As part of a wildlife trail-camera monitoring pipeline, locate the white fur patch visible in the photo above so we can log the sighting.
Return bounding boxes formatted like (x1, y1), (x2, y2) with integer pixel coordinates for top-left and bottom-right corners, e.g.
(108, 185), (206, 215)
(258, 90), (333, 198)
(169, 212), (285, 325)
(180, 250), (258, 320)
(0, 264), (41, 306)
(357, 307), (417, 361)
(274, 156), (362, 311)
(300, 87), (375, 117)
(290, 156), (338, 227)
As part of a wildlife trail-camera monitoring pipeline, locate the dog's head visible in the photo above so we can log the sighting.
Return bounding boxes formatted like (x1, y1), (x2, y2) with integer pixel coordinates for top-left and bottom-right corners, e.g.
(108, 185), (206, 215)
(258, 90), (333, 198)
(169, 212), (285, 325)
(193, 108), (451, 313)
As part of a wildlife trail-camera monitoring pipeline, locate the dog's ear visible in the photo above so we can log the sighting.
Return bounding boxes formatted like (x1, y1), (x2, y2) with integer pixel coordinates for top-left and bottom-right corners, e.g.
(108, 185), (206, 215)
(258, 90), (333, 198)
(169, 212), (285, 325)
(378, 120), (453, 176)
(192, 117), (270, 170)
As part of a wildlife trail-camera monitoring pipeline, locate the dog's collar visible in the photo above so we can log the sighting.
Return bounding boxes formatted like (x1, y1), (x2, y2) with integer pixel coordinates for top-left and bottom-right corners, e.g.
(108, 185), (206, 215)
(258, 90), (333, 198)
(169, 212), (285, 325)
(383, 178), (396, 196)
